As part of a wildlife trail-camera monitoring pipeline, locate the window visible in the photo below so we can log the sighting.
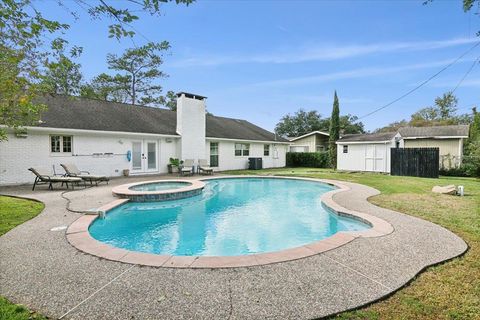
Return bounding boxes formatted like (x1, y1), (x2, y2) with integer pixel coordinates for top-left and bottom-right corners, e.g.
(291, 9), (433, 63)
(210, 142), (219, 167)
(51, 135), (73, 153)
(63, 136), (72, 152)
(235, 143), (250, 156)
(264, 144), (270, 156)
(343, 145), (348, 153)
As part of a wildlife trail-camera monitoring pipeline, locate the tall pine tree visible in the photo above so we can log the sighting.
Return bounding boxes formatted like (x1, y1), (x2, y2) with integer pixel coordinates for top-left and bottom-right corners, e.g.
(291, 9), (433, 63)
(329, 91), (340, 169)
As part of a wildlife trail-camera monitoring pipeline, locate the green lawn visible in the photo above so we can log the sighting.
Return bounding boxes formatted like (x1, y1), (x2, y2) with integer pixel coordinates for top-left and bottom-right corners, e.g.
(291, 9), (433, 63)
(224, 168), (480, 320)
(0, 196), (46, 320)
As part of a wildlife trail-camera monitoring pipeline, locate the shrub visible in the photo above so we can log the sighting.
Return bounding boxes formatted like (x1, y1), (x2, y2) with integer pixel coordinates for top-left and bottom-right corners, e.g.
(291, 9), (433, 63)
(286, 152), (330, 168)
(439, 155), (480, 177)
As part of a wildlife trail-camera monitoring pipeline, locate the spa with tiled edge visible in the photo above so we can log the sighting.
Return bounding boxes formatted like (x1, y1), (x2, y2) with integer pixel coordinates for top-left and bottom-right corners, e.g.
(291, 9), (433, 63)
(111, 179), (205, 202)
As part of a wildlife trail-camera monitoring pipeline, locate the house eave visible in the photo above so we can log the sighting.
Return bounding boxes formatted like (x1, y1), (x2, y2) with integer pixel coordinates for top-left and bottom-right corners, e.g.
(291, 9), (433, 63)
(1, 125), (181, 138)
(336, 140), (392, 145)
(206, 136), (290, 144)
(401, 136), (468, 140)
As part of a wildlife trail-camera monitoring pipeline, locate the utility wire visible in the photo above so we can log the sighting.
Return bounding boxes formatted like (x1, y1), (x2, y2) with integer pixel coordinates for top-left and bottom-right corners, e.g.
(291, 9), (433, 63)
(357, 41), (480, 121)
(452, 56), (480, 93)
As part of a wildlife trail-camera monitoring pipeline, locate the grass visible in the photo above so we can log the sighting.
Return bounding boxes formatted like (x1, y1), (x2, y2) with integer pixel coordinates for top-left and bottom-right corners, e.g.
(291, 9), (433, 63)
(0, 196), (46, 320)
(224, 168), (480, 320)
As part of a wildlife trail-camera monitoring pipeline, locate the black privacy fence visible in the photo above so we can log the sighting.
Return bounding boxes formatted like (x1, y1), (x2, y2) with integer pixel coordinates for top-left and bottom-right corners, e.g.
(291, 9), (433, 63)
(391, 147), (439, 178)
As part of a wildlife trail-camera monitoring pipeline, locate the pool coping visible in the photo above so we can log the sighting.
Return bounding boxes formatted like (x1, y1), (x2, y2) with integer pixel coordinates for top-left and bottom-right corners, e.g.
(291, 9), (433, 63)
(66, 176), (394, 268)
(111, 179), (205, 201)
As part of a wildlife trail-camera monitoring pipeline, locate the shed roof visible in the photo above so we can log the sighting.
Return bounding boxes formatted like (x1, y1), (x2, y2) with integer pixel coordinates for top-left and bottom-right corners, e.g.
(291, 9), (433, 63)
(337, 132), (397, 143)
(398, 125), (469, 138)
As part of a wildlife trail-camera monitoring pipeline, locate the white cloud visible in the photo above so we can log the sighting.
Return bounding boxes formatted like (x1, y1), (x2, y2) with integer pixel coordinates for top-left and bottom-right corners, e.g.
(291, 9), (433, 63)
(428, 78), (480, 88)
(169, 37), (478, 67)
(246, 58), (466, 88)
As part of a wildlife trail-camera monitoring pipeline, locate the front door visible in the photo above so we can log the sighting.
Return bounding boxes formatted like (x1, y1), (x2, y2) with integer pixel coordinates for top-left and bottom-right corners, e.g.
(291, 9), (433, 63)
(131, 140), (158, 173)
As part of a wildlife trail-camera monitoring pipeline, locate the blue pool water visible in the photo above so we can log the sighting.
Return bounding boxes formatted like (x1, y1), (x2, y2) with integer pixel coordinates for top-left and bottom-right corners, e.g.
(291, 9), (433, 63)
(129, 181), (190, 192)
(90, 178), (370, 256)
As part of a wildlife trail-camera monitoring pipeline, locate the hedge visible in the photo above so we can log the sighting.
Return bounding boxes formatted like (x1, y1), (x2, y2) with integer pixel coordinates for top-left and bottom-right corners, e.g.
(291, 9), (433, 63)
(439, 155), (480, 177)
(286, 152), (330, 168)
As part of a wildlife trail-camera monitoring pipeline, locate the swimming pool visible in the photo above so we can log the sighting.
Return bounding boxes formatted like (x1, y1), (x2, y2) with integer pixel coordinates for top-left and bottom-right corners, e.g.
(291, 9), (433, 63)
(89, 178), (371, 256)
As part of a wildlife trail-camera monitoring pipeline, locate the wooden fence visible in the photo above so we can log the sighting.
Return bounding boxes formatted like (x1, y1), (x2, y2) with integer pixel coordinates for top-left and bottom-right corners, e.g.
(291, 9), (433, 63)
(391, 148), (439, 178)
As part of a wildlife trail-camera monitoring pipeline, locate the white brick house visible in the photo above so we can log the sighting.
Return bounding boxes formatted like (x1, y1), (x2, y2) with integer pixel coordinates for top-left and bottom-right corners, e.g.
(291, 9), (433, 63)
(0, 93), (288, 185)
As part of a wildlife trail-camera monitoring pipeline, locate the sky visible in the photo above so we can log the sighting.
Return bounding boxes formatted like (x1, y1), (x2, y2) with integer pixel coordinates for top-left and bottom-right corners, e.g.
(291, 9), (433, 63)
(40, 0), (480, 132)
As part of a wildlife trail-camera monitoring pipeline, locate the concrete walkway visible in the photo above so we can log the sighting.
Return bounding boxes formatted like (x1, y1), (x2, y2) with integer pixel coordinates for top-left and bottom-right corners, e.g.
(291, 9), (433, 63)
(0, 176), (467, 319)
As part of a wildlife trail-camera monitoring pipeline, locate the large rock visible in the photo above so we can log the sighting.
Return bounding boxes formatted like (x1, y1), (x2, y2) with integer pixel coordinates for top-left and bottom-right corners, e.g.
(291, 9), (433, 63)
(432, 185), (457, 195)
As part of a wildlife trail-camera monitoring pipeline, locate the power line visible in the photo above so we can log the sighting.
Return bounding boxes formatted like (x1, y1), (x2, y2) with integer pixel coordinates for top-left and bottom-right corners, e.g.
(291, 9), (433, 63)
(357, 41), (480, 121)
(452, 56), (480, 93)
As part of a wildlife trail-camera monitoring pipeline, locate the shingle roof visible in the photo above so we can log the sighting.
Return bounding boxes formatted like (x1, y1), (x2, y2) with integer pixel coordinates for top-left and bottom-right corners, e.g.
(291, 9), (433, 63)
(398, 125), (469, 138)
(289, 131), (330, 142)
(34, 95), (287, 142)
(337, 132), (397, 143)
(206, 115), (286, 142)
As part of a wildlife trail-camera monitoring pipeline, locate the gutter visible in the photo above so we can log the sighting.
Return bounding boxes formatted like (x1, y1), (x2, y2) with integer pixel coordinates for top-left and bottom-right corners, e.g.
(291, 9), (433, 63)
(0, 125), (181, 138)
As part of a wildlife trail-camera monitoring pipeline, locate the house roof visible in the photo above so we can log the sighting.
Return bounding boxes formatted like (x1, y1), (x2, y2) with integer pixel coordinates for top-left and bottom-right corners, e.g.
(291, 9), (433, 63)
(337, 132), (397, 143)
(34, 95), (288, 142)
(398, 125), (469, 138)
(288, 130), (329, 142)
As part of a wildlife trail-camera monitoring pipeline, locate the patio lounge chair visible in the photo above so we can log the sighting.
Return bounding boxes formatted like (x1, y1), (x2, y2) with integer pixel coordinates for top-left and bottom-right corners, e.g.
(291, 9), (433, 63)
(179, 159), (195, 176)
(198, 159), (214, 175)
(28, 168), (83, 191)
(60, 163), (109, 186)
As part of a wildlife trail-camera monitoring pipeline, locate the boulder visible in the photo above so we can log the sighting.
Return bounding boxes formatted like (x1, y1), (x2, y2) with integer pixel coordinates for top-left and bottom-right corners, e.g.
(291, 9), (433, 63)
(432, 185), (457, 195)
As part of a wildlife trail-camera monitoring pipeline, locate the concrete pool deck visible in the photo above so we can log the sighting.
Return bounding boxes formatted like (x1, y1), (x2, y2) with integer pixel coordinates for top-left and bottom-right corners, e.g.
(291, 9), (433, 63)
(0, 175), (468, 319)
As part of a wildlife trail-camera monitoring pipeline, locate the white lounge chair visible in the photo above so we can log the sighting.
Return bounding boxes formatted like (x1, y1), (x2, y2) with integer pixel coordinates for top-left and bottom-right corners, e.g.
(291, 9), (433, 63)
(198, 159), (214, 175)
(61, 163), (109, 186)
(179, 159), (195, 176)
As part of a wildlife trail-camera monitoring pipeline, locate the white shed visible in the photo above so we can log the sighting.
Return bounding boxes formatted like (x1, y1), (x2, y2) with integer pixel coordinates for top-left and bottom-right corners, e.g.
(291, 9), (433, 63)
(336, 132), (402, 173)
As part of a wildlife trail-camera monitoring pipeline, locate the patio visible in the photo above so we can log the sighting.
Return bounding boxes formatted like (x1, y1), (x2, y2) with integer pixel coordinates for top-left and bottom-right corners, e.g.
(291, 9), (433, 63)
(0, 175), (467, 319)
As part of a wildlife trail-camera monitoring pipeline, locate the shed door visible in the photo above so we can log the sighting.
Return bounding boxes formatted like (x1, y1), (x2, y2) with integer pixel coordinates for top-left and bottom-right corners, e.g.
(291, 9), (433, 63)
(365, 144), (386, 172)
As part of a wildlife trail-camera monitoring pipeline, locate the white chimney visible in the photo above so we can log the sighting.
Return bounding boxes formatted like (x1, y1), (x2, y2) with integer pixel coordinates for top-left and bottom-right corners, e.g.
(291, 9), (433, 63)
(176, 92), (207, 161)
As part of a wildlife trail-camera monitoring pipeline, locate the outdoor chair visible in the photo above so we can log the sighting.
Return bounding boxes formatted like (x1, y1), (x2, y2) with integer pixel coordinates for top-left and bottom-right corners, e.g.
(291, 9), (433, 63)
(61, 163), (109, 186)
(28, 168), (83, 191)
(198, 159), (214, 175)
(179, 159), (195, 176)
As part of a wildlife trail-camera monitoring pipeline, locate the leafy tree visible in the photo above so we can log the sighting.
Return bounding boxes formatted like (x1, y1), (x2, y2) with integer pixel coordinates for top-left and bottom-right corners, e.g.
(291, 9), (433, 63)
(95, 42), (170, 106)
(41, 39), (83, 95)
(376, 92), (469, 132)
(164, 91), (177, 111)
(0, 0), (192, 139)
(469, 107), (480, 141)
(329, 91), (340, 169)
(275, 109), (324, 137)
(80, 73), (129, 103)
(275, 108), (364, 137)
(339, 114), (365, 134)
(435, 92), (458, 120)
(0, 46), (46, 140)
